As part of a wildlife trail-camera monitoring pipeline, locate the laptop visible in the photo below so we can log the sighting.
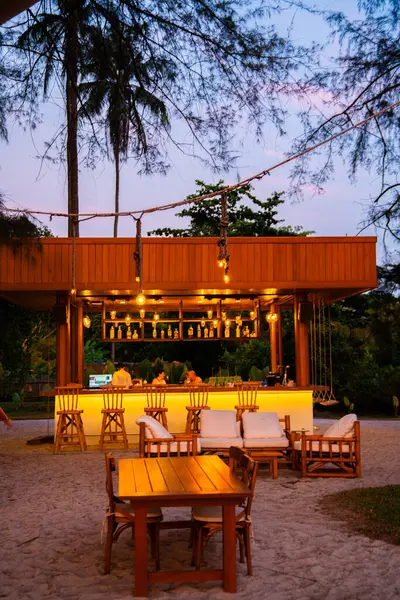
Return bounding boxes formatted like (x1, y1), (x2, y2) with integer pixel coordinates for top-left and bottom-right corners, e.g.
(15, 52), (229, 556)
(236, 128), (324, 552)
(88, 374), (112, 389)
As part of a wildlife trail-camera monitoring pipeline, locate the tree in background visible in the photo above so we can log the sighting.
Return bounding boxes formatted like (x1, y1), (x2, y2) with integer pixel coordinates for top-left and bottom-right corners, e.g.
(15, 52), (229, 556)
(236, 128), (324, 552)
(149, 180), (311, 237)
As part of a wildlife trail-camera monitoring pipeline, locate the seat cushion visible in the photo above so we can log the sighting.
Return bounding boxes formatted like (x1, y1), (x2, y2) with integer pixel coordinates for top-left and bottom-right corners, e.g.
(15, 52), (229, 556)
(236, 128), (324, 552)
(323, 414), (357, 439)
(146, 439), (201, 454)
(136, 415), (173, 439)
(115, 503), (162, 519)
(293, 440), (352, 453)
(244, 436), (289, 448)
(200, 410), (238, 438)
(199, 436), (244, 449)
(242, 411), (284, 439)
(192, 505), (245, 523)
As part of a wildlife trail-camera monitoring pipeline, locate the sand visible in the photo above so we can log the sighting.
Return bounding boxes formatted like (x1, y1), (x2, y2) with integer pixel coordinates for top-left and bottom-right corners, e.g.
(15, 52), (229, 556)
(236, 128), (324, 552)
(1, 418), (400, 600)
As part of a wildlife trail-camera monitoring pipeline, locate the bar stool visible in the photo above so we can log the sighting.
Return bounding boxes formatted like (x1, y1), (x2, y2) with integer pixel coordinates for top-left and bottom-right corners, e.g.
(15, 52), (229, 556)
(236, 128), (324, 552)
(145, 387), (168, 428)
(185, 386), (210, 434)
(235, 383), (259, 421)
(99, 386), (129, 450)
(54, 384), (86, 452)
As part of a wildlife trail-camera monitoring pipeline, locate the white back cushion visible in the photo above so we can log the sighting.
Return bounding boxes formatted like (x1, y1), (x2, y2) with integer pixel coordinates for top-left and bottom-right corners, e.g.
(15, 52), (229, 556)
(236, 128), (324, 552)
(242, 412), (284, 439)
(136, 415), (173, 439)
(323, 414), (357, 439)
(200, 410), (238, 438)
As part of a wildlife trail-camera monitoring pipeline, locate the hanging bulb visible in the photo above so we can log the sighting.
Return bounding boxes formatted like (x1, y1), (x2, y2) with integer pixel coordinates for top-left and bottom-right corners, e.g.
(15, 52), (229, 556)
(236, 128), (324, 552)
(154, 312), (160, 321)
(139, 308), (145, 319)
(110, 310), (117, 320)
(152, 320), (157, 328)
(125, 314), (132, 325)
(136, 292), (146, 305)
(70, 288), (76, 296)
(224, 274), (229, 284)
(218, 259), (225, 268)
(201, 317), (206, 328)
(135, 276), (140, 282)
(82, 315), (91, 328)
(226, 319), (231, 327)
(213, 319), (218, 328)
(221, 311), (226, 321)
(250, 310), (255, 320)
(207, 310), (213, 319)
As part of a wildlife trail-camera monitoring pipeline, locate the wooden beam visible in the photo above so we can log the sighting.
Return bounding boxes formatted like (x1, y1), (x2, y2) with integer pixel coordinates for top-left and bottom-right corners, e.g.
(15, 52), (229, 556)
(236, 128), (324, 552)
(269, 303), (278, 373)
(294, 294), (310, 387)
(0, 0), (37, 25)
(55, 294), (70, 386)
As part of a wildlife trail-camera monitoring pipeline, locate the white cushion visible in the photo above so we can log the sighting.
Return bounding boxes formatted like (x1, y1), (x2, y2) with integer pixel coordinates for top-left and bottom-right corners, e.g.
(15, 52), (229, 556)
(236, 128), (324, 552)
(115, 503), (162, 519)
(145, 439), (201, 454)
(242, 412), (284, 439)
(200, 410), (238, 439)
(200, 437), (244, 449)
(244, 436), (289, 448)
(323, 414), (357, 439)
(136, 415), (173, 439)
(192, 505), (245, 523)
(293, 440), (353, 453)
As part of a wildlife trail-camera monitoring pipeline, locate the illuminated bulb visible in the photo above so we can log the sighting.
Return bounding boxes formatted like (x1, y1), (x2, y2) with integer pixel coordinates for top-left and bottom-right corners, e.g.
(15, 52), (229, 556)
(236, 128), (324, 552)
(213, 319), (218, 328)
(152, 320), (156, 328)
(125, 314), (131, 325)
(110, 311), (117, 320)
(135, 276), (140, 282)
(207, 310), (213, 319)
(136, 292), (146, 305)
(224, 274), (229, 284)
(201, 318), (206, 328)
(226, 319), (231, 327)
(70, 288), (76, 295)
(154, 312), (160, 321)
(250, 310), (255, 320)
(139, 309), (145, 319)
(82, 315), (91, 328)
(266, 312), (278, 323)
(218, 260), (224, 268)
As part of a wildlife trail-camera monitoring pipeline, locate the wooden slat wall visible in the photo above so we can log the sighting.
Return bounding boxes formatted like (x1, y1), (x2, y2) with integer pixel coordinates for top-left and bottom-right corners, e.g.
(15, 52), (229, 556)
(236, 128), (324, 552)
(0, 236), (378, 292)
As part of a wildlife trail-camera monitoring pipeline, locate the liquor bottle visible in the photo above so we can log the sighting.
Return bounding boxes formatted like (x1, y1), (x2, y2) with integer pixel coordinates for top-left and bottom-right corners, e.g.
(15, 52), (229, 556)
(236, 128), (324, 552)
(126, 326), (132, 339)
(110, 325), (115, 340)
(197, 324), (201, 338)
(209, 326), (214, 338)
(225, 325), (230, 338)
(173, 328), (179, 339)
(160, 329), (165, 339)
(188, 325), (194, 338)
(236, 325), (241, 338)
(117, 325), (122, 339)
(153, 328), (157, 338)
(167, 325), (172, 338)
(204, 326), (209, 338)
(133, 330), (138, 339)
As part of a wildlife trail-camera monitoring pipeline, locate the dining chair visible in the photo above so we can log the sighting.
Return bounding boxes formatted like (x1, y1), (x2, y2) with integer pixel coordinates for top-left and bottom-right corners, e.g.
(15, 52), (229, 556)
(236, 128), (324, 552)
(99, 385), (128, 450)
(144, 386), (168, 428)
(191, 446), (258, 575)
(185, 385), (210, 434)
(54, 384), (86, 452)
(235, 383), (259, 421)
(104, 453), (163, 574)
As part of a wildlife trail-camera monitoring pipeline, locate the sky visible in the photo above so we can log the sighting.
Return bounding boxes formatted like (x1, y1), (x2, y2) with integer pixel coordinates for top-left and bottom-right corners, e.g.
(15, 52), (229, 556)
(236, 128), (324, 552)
(0, 1), (394, 264)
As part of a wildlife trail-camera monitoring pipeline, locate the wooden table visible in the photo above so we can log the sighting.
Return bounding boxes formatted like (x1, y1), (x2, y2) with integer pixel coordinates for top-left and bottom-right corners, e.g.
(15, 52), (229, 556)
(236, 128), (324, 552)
(118, 455), (251, 597)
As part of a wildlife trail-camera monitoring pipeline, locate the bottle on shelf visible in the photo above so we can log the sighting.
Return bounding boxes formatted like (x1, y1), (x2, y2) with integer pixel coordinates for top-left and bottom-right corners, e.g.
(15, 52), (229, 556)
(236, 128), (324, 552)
(173, 328), (179, 339)
(167, 325), (172, 338)
(160, 329), (165, 339)
(117, 325), (122, 339)
(153, 327), (157, 338)
(236, 324), (241, 338)
(204, 326), (209, 338)
(188, 325), (194, 338)
(197, 324), (201, 338)
(224, 325), (230, 338)
(110, 325), (115, 340)
(126, 326), (132, 339)
(133, 330), (139, 339)
(209, 326), (214, 338)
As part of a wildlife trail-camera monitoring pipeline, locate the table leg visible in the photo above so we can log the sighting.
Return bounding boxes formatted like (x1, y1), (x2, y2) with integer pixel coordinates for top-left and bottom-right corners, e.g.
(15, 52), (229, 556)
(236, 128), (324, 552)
(134, 506), (148, 598)
(272, 457), (278, 479)
(223, 504), (236, 593)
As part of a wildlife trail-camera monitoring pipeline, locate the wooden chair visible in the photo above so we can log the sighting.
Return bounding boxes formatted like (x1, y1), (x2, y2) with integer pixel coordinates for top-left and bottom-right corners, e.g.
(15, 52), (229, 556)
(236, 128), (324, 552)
(235, 384), (259, 421)
(241, 413), (293, 470)
(191, 446), (258, 576)
(138, 421), (198, 457)
(292, 420), (361, 478)
(185, 385), (210, 434)
(104, 453), (163, 574)
(99, 386), (128, 450)
(144, 386), (168, 428)
(54, 384), (86, 452)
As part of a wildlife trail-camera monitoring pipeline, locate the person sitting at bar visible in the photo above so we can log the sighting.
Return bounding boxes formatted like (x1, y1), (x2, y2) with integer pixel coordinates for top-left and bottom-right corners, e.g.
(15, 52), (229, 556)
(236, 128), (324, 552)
(111, 363), (132, 389)
(152, 369), (167, 385)
(185, 370), (202, 385)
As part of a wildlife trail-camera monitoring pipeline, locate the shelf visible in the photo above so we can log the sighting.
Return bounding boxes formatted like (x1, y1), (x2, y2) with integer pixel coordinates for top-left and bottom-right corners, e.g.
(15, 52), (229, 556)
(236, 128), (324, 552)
(102, 336), (260, 342)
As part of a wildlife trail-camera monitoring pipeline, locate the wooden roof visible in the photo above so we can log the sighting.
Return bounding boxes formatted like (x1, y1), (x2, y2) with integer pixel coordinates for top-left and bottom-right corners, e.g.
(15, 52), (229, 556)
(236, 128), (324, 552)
(0, 236), (377, 309)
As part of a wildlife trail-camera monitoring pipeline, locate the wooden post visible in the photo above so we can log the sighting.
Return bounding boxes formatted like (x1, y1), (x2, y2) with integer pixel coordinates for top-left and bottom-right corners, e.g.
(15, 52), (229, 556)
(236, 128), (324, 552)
(276, 306), (283, 367)
(294, 294), (310, 387)
(55, 294), (70, 386)
(76, 301), (84, 385)
(269, 303), (278, 373)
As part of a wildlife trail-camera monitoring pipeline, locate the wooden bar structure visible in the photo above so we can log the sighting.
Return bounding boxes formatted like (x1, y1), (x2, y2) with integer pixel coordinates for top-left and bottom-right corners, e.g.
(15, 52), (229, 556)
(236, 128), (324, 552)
(0, 236), (377, 392)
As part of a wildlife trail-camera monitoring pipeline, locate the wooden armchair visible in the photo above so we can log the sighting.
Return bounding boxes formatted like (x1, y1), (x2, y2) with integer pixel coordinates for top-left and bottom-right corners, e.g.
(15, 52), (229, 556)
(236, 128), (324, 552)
(137, 418), (198, 457)
(292, 417), (361, 478)
(104, 453), (163, 573)
(241, 412), (292, 474)
(191, 446), (259, 576)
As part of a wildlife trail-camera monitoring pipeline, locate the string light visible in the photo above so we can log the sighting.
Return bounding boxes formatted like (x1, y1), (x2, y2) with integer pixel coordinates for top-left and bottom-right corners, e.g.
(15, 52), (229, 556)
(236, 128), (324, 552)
(110, 310), (116, 320)
(266, 312), (278, 323)
(139, 309), (145, 319)
(82, 314), (91, 328)
(136, 292), (146, 305)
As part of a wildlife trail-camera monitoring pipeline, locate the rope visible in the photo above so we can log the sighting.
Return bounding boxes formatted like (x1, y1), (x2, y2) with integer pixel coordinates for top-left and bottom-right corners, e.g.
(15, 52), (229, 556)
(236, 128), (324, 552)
(217, 192), (230, 277)
(2, 97), (400, 222)
(133, 218), (142, 286)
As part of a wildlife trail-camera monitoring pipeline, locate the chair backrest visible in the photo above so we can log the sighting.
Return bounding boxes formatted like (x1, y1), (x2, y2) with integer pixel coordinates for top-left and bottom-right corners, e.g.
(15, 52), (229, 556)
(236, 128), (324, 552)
(228, 446), (246, 472)
(237, 452), (258, 519)
(189, 385), (209, 407)
(105, 452), (116, 512)
(102, 385), (124, 410)
(146, 386), (166, 408)
(237, 383), (258, 407)
(55, 384), (81, 411)
(200, 410), (238, 438)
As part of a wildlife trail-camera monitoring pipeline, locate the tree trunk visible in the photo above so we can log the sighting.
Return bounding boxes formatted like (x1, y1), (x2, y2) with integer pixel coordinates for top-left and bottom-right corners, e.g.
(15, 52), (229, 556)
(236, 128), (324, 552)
(65, 6), (79, 238)
(113, 143), (120, 237)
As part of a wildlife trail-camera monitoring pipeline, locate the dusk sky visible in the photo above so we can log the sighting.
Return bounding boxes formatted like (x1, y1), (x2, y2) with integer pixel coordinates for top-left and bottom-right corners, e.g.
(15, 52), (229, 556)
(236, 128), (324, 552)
(0, 1), (393, 263)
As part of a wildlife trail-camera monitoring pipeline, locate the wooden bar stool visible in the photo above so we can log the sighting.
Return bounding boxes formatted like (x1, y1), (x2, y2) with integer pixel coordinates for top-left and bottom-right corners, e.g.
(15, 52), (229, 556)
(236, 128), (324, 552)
(54, 384), (86, 452)
(145, 387), (168, 428)
(100, 386), (129, 450)
(235, 383), (259, 421)
(185, 386), (210, 434)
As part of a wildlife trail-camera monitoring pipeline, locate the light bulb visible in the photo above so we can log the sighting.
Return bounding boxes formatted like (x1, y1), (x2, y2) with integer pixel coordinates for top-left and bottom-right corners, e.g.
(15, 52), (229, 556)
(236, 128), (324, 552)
(207, 310), (213, 319)
(139, 309), (145, 319)
(70, 288), (76, 295)
(218, 260), (224, 268)
(110, 310), (116, 320)
(135, 276), (140, 282)
(226, 319), (231, 327)
(154, 312), (160, 321)
(136, 292), (146, 305)
(125, 314), (131, 324)
(224, 274), (229, 283)
(152, 320), (157, 328)
(82, 315), (91, 328)
(250, 310), (255, 320)
(213, 320), (218, 328)
(201, 318), (206, 328)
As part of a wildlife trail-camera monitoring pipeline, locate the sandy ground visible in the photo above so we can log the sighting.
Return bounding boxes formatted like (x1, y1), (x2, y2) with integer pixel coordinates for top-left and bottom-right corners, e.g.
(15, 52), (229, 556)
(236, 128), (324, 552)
(1, 419), (400, 600)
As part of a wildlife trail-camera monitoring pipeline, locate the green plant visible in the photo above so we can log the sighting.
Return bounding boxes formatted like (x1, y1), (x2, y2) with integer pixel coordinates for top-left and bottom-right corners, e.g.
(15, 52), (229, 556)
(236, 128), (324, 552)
(103, 360), (116, 375)
(343, 396), (355, 413)
(249, 366), (263, 381)
(393, 396), (399, 418)
(11, 392), (22, 411)
(171, 362), (184, 384)
(84, 340), (108, 364)
(138, 359), (154, 383)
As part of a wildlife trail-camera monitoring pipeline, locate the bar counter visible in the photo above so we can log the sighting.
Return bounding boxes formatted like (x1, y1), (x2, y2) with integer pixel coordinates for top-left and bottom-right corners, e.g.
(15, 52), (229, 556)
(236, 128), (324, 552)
(49, 385), (322, 446)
